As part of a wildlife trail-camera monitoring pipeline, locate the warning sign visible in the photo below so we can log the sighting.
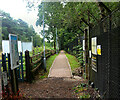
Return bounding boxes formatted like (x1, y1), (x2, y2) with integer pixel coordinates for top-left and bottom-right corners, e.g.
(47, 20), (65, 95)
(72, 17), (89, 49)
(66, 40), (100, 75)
(97, 45), (101, 55)
(92, 55), (97, 72)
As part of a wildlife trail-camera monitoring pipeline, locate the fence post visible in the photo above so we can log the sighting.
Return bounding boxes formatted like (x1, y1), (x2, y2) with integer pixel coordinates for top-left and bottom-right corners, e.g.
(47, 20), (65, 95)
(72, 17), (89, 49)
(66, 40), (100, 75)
(8, 53), (19, 96)
(84, 28), (89, 79)
(25, 50), (32, 83)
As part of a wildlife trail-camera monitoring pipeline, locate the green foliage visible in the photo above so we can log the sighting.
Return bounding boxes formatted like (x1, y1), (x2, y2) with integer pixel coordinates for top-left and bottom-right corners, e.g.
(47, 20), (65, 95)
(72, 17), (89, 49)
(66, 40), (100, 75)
(39, 54), (58, 79)
(33, 35), (42, 47)
(73, 83), (91, 99)
(65, 53), (80, 71)
(36, 2), (119, 51)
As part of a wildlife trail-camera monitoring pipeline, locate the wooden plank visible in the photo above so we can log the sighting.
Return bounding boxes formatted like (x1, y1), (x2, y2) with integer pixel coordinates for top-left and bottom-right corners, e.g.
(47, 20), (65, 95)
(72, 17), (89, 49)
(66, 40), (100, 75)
(31, 53), (41, 58)
(31, 62), (42, 73)
(31, 58), (42, 66)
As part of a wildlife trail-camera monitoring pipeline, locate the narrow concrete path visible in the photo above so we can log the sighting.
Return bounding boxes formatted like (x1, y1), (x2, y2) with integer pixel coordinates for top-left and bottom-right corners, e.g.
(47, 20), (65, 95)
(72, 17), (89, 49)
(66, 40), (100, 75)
(48, 51), (72, 78)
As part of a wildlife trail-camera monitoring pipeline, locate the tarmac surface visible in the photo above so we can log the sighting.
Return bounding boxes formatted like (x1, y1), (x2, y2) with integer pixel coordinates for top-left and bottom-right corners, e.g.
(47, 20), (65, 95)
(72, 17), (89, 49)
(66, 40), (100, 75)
(48, 50), (72, 78)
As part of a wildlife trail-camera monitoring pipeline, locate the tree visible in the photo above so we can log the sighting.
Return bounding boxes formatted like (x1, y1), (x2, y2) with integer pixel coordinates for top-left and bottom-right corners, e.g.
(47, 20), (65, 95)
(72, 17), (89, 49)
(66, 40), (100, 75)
(1, 11), (40, 45)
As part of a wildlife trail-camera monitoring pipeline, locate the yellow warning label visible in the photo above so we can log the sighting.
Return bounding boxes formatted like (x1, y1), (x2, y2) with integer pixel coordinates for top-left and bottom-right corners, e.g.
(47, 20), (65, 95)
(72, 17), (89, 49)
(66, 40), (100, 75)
(97, 45), (101, 55)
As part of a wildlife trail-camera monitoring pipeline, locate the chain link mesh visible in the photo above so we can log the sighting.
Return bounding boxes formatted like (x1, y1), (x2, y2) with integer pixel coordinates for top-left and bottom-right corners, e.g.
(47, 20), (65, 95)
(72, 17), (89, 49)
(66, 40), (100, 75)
(89, 8), (120, 98)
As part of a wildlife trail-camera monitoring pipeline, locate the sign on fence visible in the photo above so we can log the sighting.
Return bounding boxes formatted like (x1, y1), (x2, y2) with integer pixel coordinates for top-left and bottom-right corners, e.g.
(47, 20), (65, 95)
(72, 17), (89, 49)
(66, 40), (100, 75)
(9, 34), (19, 70)
(97, 45), (101, 55)
(18, 41), (22, 52)
(2, 40), (22, 54)
(2, 40), (9, 54)
(22, 42), (32, 53)
(83, 40), (85, 50)
(91, 55), (97, 72)
(91, 37), (97, 55)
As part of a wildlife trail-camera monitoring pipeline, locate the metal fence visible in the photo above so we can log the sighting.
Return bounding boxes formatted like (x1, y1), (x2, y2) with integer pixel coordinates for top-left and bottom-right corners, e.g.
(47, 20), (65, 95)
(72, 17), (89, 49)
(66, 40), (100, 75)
(89, 7), (120, 98)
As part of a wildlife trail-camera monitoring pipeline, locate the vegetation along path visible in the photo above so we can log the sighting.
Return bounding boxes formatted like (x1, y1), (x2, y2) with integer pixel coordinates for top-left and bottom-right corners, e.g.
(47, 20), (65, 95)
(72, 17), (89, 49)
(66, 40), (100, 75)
(19, 51), (98, 99)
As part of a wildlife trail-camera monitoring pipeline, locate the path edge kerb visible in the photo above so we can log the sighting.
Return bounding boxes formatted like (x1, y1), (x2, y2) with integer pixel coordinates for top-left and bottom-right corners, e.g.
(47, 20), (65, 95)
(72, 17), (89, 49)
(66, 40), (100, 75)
(65, 53), (73, 78)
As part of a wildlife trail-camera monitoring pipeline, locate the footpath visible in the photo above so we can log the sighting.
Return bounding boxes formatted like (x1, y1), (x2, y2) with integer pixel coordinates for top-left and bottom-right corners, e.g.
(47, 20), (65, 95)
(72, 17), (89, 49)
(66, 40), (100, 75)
(48, 50), (72, 78)
(19, 51), (88, 98)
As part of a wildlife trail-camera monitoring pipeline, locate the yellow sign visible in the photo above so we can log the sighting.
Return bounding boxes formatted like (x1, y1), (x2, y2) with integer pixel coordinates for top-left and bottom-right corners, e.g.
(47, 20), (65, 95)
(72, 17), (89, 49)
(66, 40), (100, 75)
(97, 45), (101, 55)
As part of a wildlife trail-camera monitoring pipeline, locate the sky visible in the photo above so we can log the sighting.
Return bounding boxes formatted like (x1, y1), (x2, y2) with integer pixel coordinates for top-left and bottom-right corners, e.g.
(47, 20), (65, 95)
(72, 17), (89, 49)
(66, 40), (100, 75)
(0, 0), (42, 34)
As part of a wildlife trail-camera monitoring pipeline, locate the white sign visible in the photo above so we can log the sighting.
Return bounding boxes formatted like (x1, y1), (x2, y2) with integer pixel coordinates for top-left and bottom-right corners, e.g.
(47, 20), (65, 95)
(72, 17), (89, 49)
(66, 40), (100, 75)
(83, 40), (85, 50)
(2, 72), (8, 86)
(2, 40), (9, 54)
(9, 34), (19, 70)
(18, 41), (22, 52)
(2, 40), (22, 54)
(89, 50), (91, 58)
(22, 42), (32, 53)
(91, 37), (97, 55)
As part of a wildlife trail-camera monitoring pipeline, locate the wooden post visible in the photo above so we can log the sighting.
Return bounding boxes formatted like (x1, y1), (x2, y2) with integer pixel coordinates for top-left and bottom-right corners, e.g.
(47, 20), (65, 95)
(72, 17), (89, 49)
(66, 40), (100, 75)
(25, 50), (32, 83)
(8, 54), (19, 96)
(84, 29), (89, 79)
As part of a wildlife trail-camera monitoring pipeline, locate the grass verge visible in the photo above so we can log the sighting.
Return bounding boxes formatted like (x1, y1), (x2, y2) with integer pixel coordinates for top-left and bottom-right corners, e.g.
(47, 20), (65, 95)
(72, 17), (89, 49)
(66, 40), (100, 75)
(38, 54), (58, 79)
(65, 53), (80, 71)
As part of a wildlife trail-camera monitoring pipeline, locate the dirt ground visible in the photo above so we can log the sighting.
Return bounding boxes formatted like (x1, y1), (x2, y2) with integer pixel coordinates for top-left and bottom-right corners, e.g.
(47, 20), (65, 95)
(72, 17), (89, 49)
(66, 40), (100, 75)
(19, 77), (82, 98)
(18, 51), (99, 99)
(19, 77), (99, 99)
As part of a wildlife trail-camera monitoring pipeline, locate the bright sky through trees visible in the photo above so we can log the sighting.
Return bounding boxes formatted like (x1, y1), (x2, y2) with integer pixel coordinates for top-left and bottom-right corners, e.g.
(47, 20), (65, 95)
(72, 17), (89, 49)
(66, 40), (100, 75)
(0, 0), (42, 34)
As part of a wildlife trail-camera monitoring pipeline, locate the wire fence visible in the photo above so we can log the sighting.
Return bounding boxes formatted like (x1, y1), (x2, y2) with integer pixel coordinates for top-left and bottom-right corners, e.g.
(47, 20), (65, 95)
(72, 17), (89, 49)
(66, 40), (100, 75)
(89, 7), (120, 98)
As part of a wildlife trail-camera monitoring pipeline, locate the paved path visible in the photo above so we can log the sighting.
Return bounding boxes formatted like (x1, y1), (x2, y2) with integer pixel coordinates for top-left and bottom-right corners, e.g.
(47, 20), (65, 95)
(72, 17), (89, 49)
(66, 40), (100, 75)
(19, 51), (97, 98)
(48, 51), (72, 78)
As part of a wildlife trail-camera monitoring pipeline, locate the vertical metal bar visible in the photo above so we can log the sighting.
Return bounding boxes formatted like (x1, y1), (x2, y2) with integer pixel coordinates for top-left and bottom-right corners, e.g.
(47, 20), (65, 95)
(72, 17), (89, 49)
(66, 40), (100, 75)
(107, 14), (111, 98)
(0, 15), (2, 99)
(31, 36), (33, 56)
(20, 52), (24, 82)
(18, 54), (21, 80)
(56, 28), (58, 54)
(7, 53), (10, 79)
(43, 2), (46, 72)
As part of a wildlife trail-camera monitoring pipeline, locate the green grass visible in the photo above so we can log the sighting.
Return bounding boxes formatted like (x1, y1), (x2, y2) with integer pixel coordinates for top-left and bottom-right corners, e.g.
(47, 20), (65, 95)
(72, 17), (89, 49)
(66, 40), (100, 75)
(65, 53), (80, 71)
(39, 54), (58, 79)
